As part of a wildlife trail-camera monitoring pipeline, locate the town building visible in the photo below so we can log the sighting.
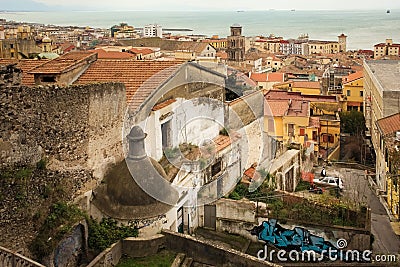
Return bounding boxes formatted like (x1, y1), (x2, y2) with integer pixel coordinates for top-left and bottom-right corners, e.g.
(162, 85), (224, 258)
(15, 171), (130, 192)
(249, 72), (286, 90)
(143, 24), (163, 38)
(202, 36), (227, 50)
(306, 34), (346, 56)
(374, 39), (400, 58)
(342, 71), (364, 112)
(376, 113), (400, 220)
(264, 90), (340, 160)
(227, 24), (245, 62)
(363, 60), (400, 190)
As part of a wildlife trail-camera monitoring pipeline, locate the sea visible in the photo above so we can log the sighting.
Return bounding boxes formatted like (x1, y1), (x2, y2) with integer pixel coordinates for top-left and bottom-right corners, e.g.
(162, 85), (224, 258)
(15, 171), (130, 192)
(1, 9), (400, 50)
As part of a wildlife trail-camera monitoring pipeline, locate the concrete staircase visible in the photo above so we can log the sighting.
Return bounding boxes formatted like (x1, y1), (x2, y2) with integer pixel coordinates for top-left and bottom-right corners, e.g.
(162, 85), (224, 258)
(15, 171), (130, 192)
(171, 253), (209, 267)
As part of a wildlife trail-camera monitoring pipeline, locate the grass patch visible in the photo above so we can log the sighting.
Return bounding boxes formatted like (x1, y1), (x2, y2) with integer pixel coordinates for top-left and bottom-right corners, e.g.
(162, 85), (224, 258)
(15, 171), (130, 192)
(116, 250), (176, 267)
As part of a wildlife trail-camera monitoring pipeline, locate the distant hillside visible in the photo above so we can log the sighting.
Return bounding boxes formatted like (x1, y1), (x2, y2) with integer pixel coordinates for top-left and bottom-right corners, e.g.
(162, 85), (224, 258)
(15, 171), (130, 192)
(0, 0), (50, 11)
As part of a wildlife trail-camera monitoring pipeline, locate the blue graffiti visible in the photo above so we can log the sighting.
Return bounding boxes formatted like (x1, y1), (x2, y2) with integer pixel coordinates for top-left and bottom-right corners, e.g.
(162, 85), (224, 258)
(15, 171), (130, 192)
(250, 219), (338, 254)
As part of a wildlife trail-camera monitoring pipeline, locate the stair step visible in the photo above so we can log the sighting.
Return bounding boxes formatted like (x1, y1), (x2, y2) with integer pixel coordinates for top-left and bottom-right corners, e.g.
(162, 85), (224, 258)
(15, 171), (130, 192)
(181, 257), (193, 267)
(171, 253), (186, 267)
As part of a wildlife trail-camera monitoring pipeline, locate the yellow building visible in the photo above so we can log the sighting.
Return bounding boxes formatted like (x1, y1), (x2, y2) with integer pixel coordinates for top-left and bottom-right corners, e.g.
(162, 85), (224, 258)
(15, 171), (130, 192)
(342, 71), (364, 112)
(202, 37), (227, 50)
(274, 81), (321, 95)
(264, 90), (341, 159)
(308, 40), (340, 55)
(374, 39), (400, 58)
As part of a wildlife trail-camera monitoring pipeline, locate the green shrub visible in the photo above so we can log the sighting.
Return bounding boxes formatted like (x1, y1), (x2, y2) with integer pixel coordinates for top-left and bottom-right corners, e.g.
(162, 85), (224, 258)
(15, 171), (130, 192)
(88, 217), (138, 253)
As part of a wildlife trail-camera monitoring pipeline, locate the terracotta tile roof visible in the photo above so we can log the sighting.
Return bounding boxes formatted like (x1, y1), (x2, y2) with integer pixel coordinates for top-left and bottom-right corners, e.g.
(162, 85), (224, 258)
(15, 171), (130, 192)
(243, 163), (260, 183)
(267, 73), (285, 82)
(265, 100), (289, 116)
(309, 117), (320, 128)
(286, 99), (309, 117)
(176, 42), (210, 53)
(28, 51), (96, 74)
(343, 71), (363, 84)
(376, 113), (400, 136)
(216, 51), (228, 59)
(0, 59), (50, 86)
(292, 81), (320, 89)
(75, 60), (184, 109)
(264, 89), (337, 103)
(92, 49), (134, 59)
(152, 99), (176, 111)
(250, 72), (267, 82)
(129, 48), (155, 55)
(213, 132), (241, 153)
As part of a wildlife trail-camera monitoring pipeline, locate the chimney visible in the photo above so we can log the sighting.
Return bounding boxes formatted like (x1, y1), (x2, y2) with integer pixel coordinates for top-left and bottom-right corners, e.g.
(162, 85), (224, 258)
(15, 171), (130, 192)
(127, 126), (147, 160)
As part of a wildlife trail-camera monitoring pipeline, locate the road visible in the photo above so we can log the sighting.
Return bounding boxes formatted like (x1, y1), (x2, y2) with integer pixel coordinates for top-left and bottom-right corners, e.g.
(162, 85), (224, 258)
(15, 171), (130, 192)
(326, 167), (400, 255)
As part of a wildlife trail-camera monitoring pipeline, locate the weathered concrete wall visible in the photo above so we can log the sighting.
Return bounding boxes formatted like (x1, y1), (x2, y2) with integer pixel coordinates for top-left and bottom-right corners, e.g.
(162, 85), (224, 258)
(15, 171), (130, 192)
(215, 198), (259, 241)
(86, 241), (122, 267)
(122, 235), (165, 258)
(162, 230), (280, 267)
(0, 67), (125, 180)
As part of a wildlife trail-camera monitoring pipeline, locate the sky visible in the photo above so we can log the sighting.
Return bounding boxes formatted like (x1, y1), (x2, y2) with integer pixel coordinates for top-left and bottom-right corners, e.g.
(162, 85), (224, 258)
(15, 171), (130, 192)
(1, 0), (399, 11)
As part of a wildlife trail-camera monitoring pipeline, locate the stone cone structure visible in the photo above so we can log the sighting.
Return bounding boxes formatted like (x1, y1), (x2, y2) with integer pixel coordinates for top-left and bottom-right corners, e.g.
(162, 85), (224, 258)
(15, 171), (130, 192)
(92, 126), (179, 220)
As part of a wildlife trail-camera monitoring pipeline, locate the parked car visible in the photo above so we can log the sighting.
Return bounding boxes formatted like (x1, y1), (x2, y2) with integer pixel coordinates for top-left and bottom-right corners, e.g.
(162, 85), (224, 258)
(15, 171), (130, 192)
(309, 184), (324, 194)
(313, 176), (344, 190)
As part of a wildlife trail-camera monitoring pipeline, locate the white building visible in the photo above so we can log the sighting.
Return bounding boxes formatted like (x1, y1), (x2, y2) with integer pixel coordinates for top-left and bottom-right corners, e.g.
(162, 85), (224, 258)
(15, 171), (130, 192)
(143, 24), (163, 38)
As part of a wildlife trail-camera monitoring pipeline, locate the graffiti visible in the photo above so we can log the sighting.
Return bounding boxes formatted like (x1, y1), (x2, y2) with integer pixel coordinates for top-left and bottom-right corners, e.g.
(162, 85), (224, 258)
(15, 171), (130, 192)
(250, 219), (337, 255)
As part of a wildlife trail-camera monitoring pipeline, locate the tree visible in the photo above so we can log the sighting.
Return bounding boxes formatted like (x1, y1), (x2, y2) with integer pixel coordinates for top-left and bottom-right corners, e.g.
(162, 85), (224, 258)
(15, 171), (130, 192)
(339, 110), (366, 135)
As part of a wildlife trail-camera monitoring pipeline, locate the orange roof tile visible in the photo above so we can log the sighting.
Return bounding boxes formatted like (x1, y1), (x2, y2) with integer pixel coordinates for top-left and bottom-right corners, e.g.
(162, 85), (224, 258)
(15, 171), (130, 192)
(152, 99), (176, 111)
(292, 81), (320, 89)
(265, 100), (289, 116)
(266, 72), (285, 82)
(343, 71), (363, 84)
(28, 51), (96, 74)
(376, 113), (400, 136)
(93, 49), (134, 59)
(213, 133), (241, 153)
(250, 73), (267, 82)
(75, 60), (184, 109)
(216, 51), (228, 60)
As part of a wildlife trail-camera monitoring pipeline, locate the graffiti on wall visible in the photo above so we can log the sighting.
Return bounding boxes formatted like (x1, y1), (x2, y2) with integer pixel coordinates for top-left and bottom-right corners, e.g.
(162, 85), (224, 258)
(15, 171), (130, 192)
(250, 219), (338, 254)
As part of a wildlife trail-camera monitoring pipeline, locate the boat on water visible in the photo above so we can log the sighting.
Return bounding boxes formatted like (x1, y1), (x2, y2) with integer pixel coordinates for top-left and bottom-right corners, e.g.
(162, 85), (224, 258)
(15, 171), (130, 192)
(387, 9), (391, 14)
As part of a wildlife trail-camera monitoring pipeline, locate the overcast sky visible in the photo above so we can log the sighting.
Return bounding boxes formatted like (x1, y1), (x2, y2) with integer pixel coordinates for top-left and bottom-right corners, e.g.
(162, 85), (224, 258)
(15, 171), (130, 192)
(2, 0), (399, 11)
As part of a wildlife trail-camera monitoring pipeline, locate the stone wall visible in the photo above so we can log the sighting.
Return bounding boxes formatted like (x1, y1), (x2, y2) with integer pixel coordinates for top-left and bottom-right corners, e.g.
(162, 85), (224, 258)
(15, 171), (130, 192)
(0, 66), (126, 179)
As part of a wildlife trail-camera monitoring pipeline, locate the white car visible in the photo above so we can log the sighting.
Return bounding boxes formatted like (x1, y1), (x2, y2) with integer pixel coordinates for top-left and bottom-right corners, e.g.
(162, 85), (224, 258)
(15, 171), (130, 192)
(313, 176), (344, 190)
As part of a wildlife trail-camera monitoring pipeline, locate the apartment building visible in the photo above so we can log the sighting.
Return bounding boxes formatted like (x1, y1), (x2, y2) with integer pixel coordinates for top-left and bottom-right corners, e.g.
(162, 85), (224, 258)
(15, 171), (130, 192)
(364, 60), (400, 190)
(374, 39), (400, 58)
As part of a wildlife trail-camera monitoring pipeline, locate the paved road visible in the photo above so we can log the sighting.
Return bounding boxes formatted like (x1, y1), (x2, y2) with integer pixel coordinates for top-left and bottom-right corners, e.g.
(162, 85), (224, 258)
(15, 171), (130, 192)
(326, 167), (400, 255)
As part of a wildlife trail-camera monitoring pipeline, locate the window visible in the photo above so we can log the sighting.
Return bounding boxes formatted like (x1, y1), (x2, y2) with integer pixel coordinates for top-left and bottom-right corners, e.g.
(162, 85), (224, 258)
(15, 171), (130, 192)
(360, 91), (363, 97)
(10, 52), (15, 58)
(10, 44), (14, 48)
(299, 128), (305, 136)
(346, 90), (351, 96)
(211, 160), (222, 177)
(41, 76), (56, 83)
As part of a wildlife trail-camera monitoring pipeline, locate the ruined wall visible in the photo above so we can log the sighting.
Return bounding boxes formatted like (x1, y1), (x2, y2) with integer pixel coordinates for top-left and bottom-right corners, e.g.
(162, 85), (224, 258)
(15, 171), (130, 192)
(0, 66), (126, 178)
